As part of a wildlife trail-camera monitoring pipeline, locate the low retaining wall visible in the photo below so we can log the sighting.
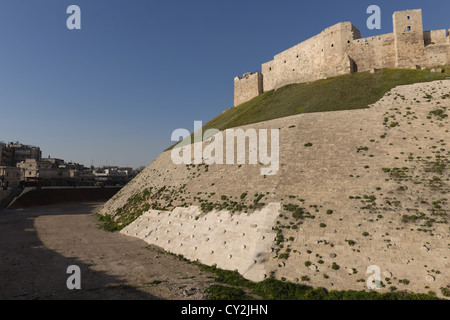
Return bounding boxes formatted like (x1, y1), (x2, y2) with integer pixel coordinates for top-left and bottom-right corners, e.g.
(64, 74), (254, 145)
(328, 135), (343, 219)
(8, 187), (121, 209)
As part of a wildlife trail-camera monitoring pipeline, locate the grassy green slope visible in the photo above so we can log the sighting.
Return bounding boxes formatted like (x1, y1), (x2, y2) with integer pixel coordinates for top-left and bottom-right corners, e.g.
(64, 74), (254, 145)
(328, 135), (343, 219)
(207, 68), (449, 132)
(168, 67), (449, 150)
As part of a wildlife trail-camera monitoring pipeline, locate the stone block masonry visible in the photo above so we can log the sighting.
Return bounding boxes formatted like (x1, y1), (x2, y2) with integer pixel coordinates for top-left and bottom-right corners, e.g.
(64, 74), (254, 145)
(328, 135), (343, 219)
(234, 72), (263, 107)
(108, 80), (450, 298)
(234, 9), (450, 106)
(121, 203), (280, 282)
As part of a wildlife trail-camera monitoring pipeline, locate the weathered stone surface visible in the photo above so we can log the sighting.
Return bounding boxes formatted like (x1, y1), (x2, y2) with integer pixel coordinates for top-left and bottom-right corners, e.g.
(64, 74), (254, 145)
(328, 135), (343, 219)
(383, 271), (393, 278)
(103, 80), (450, 298)
(309, 265), (318, 271)
(234, 72), (263, 107)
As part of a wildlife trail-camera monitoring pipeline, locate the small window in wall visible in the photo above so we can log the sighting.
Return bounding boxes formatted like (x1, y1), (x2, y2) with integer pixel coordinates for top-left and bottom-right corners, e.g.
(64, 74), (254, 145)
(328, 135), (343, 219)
(347, 40), (350, 44)
(407, 26), (411, 32)
(269, 67), (272, 71)
(331, 44), (334, 47)
(407, 16), (410, 20)
(284, 60), (286, 63)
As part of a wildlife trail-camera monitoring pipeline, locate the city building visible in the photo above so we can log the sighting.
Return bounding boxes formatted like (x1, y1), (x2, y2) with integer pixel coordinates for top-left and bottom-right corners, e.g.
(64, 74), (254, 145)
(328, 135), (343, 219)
(0, 142), (14, 167)
(1, 141), (42, 167)
(0, 166), (21, 189)
(1, 140), (138, 187)
(69, 169), (96, 186)
(17, 159), (69, 186)
(93, 167), (131, 186)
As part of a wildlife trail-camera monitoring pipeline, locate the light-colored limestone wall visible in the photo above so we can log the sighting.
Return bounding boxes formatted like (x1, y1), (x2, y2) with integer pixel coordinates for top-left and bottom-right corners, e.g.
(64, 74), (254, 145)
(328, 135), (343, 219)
(262, 22), (359, 92)
(324, 23), (361, 77)
(393, 9), (425, 68)
(423, 30), (450, 67)
(424, 29), (447, 46)
(262, 33), (324, 91)
(234, 72), (263, 107)
(121, 203), (280, 282)
(348, 33), (397, 72)
(236, 9), (450, 106)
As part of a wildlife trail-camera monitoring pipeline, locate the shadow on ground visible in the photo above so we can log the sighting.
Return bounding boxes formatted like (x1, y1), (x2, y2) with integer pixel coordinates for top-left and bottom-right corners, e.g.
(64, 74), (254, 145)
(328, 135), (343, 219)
(0, 203), (158, 300)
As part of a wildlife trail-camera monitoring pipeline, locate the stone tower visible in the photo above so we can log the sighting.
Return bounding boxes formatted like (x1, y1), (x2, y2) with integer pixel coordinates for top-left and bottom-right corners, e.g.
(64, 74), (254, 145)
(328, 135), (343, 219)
(234, 72), (263, 107)
(393, 9), (425, 68)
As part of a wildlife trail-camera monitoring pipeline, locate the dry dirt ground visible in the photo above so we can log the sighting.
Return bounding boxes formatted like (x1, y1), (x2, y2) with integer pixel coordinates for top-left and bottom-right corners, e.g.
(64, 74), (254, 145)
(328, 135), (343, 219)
(0, 202), (216, 300)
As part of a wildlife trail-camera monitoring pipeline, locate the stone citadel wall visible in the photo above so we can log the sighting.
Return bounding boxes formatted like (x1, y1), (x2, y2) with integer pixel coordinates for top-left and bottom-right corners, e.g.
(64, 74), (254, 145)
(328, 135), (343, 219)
(234, 9), (450, 106)
(261, 22), (361, 93)
(234, 72), (263, 107)
(102, 80), (450, 297)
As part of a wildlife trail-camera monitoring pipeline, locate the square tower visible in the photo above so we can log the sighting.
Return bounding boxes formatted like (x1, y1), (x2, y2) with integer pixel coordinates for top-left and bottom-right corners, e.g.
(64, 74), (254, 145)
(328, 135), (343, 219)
(234, 72), (263, 107)
(320, 22), (361, 78)
(393, 9), (425, 68)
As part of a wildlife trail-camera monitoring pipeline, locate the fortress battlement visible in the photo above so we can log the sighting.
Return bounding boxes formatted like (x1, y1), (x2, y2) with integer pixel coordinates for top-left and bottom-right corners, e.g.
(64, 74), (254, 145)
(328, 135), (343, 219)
(234, 9), (450, 107)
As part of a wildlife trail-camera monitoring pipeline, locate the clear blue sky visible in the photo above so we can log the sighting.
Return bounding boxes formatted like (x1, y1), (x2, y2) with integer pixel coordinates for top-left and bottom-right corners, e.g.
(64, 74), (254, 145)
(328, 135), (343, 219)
(0, 0), (448, 168)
